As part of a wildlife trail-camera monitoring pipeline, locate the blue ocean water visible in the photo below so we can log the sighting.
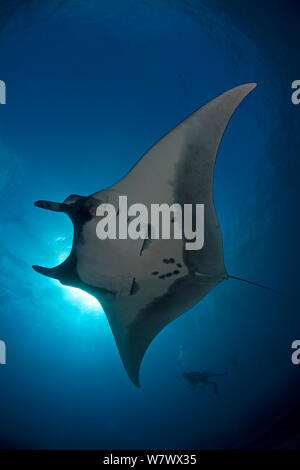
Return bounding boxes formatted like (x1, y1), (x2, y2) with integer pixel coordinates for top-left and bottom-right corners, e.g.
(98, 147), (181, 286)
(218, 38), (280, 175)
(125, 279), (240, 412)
(0, 0), (299, 449)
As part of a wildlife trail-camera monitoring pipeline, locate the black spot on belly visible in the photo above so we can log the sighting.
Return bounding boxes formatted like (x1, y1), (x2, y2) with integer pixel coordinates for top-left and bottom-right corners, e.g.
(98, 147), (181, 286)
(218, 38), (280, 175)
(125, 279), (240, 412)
(157, 262), (183, 280)
(163, 258), (175, 264)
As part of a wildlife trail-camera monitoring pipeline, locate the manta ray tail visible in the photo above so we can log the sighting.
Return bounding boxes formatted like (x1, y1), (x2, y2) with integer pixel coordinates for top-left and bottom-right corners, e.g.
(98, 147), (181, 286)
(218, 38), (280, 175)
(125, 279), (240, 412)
(228, 275), (278, 293)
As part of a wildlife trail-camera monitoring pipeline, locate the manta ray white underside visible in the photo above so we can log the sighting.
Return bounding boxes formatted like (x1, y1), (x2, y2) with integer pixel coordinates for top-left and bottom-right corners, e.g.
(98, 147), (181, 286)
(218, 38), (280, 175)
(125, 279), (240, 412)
(34, 83), (257, 386)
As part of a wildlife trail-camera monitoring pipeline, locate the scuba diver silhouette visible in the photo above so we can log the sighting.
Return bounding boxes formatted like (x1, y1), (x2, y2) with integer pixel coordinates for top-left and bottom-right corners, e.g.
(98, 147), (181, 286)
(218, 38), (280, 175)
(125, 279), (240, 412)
(182, 371), (227, 394)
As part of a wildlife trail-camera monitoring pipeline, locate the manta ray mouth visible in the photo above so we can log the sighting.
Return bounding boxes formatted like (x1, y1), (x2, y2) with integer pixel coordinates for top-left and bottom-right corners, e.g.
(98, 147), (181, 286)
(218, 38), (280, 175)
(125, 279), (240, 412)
(33, 199), (81, 283)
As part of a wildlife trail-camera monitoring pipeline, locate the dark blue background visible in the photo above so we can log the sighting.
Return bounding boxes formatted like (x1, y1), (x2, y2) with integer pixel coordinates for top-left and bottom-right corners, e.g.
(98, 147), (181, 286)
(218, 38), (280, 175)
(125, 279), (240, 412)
(0, 0), (299, 449)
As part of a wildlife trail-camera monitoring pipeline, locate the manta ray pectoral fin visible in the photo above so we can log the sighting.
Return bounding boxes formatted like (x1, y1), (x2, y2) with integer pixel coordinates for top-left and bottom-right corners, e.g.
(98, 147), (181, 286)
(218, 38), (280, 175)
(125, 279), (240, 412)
(177, 83), (257, 276)
(96, 84), (259, 386)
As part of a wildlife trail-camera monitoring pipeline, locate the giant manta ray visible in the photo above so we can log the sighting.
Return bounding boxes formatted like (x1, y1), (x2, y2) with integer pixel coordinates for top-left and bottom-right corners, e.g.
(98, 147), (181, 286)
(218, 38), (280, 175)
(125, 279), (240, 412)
(34, 83), (259, 386)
